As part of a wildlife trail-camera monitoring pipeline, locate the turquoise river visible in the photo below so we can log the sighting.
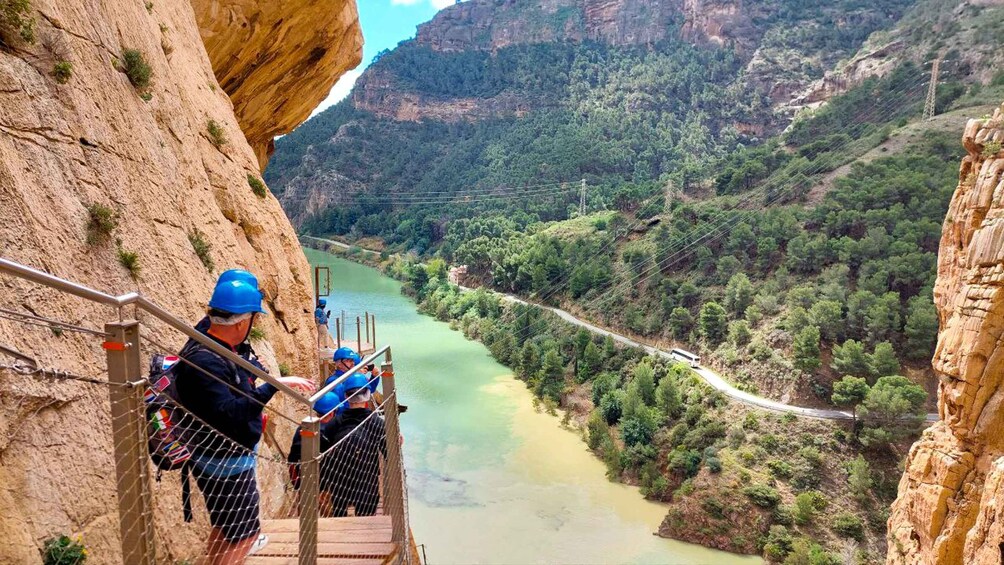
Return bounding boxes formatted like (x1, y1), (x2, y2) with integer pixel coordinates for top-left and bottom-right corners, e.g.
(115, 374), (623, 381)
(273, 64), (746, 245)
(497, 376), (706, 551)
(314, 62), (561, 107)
(307, 248), (761, 565)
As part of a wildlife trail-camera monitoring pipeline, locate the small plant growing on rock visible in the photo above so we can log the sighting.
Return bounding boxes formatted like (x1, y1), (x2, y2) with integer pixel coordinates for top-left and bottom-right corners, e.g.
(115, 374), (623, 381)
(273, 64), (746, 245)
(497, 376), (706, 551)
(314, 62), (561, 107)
(51, 61), (72, 83)
(247, 174), (268, 198)
(116, 243), (140, 279)
(42, 534), (87, 564)
(120, 48), (152, 90)
(144, 1), (153, 12)
(278, 362), (291, 377)
(187, 228), (214, 272)
(248, 326), (265, 341)
(85, 203), (119, 245)
(982, 140), (1002, 158)
(207, 120), (227, 149)
(0, 0), (36, 46)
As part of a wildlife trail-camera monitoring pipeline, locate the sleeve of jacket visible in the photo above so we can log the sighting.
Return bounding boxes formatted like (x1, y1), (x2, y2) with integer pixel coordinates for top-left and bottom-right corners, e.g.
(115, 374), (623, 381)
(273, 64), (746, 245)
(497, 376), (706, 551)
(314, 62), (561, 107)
(188, 350), (278, 422)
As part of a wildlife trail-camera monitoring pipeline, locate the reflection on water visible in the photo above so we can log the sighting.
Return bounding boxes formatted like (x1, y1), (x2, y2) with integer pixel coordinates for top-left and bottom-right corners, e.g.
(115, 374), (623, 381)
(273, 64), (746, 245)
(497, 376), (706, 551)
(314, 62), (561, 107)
(306, 248), (761, 565)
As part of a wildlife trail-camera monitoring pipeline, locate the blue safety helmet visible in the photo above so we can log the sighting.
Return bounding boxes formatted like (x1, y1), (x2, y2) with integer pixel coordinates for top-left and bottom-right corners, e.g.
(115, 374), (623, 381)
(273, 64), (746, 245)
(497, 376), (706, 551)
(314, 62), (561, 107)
(342, 373), (370, 394)
(218, 269), (259, 290)
(332, 347), (361, 364)
(208, 280), (266, 315)
(314, 392), (341, 417)
(318, 298), (327, 307)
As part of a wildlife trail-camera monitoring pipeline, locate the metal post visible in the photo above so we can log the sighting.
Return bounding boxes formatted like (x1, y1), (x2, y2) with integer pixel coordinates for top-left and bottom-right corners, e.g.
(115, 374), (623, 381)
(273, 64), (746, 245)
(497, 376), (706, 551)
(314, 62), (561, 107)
(356, 316), (362, 351)
(372, 317), (377, 348)
(365, 312), (370, 345)
(106, 320), (155, 565)
(298, 416), (321, 565)
(381, 355), (406, 554)
(336, 318), (341, 349)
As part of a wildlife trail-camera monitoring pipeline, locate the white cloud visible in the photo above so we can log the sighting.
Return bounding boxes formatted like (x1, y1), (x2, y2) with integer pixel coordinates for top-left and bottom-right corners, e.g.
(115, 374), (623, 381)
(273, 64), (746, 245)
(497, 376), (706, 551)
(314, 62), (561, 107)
(309, 69), (362, 119)
(430, 0), (456, 8)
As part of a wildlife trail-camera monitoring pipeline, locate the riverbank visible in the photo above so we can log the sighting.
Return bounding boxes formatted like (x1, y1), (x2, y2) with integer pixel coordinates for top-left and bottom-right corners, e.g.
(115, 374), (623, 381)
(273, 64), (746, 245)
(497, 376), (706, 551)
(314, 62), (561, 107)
(306, 248), (760, 564)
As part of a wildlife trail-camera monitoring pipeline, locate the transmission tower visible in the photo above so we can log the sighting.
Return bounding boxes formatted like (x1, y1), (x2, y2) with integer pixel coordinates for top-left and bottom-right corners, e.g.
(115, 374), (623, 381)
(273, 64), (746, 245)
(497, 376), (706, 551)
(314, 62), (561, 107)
(579, 178), (586, 216)
(924, 57), (941, 121)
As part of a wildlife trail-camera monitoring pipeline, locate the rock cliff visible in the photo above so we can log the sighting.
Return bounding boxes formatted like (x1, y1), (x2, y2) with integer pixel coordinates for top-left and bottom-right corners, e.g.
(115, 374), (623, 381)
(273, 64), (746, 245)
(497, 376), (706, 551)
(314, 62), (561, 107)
(191, 0), (363, 169)
(0, 0), (359, 562)
(887, 102), (1004, 564)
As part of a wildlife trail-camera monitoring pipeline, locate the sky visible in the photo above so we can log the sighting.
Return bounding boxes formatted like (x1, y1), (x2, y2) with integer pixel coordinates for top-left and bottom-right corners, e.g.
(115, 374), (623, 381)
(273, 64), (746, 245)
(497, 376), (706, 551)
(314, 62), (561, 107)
(308, 0), (464, 118)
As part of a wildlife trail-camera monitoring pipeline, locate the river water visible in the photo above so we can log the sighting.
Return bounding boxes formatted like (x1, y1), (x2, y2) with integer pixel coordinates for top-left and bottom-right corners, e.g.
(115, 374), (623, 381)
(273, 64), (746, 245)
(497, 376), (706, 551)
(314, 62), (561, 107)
(306, 248), (760, 565)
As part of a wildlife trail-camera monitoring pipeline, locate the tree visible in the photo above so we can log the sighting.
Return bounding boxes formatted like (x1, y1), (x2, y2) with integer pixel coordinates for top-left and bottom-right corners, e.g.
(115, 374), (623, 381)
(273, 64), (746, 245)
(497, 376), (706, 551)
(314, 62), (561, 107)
(859, 375), (927, 448)
(669, 307), (694, 340)
(870, 341), (900, 378)
(517, 341), (540, 381)
(655, 373), (681, 420)
(620, 406), (660, 446)
(783, 538), (840, 565)
(630, 361), (656, 406)
(728, 320), (752, 346)
(831, 376), (870, 421)
(865, 292), (902, 345)
(699, 301), (728, 345)
(904, 296), (938, 360)
(591, 372), (619, 405)
(831, 339), (873, 379)
(793, 326), (821, 372)
(724, 273), (754, 317)
(535, 348), (565, 402)
(808, 300), (843, 342)
(846, 455), (872, 504)
(578, 341), (602, 383)
(600, 389), (626, 424)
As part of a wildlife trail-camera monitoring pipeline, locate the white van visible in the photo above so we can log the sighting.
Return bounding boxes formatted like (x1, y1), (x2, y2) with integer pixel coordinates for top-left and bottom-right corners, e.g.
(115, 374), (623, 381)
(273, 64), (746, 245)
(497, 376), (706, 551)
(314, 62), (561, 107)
(670, 348), (701, 368)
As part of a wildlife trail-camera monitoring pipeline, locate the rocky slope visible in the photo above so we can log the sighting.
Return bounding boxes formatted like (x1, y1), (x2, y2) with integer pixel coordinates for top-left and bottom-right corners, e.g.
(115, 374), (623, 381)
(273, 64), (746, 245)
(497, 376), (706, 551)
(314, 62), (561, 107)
(0, 0), (360, 562)
(887, 102), (1004, 563)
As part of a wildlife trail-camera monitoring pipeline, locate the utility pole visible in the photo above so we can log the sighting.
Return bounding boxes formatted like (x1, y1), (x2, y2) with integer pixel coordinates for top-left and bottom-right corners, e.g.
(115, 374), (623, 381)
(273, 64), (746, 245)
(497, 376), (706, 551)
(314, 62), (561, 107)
(924, 57), (941, 121)
(579, 178), (586, 216)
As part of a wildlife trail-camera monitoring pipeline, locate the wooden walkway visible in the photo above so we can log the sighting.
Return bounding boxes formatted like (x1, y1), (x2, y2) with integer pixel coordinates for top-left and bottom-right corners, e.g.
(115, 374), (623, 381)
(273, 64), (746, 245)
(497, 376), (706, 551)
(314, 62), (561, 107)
(246, 515), (399, 565)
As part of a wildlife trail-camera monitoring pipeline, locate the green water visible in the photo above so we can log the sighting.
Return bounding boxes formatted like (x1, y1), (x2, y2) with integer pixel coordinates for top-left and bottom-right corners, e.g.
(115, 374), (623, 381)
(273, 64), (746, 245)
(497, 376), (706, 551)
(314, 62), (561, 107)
(306, 248), (761, 565)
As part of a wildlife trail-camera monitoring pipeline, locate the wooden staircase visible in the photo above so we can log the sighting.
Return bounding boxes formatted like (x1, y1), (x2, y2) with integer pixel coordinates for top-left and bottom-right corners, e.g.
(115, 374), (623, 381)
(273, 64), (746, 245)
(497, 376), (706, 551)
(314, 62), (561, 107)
(245, 515), (400, 565)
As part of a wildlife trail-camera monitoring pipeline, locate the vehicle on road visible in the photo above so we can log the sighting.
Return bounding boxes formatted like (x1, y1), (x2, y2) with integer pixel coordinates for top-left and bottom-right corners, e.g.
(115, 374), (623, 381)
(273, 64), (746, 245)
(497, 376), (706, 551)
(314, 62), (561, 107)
(670, 348), (701, 368)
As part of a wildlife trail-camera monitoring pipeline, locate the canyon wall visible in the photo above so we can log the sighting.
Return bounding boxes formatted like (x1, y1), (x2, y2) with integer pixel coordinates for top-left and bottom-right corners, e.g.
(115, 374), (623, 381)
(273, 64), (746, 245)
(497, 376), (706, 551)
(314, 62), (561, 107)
(887, 102), (1004, 564)
(0, 0), (360, 562)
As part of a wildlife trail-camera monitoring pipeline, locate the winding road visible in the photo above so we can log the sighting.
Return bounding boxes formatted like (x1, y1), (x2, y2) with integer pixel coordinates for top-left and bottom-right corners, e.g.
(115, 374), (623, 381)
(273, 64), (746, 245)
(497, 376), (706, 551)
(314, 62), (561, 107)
(303, 236), (939, 423)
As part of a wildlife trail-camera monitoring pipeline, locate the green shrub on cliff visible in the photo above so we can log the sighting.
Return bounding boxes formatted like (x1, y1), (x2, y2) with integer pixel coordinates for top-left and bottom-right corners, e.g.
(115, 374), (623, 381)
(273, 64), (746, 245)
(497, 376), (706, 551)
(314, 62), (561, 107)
(121, 48), (152, 89)
(0, 0), (35, 45)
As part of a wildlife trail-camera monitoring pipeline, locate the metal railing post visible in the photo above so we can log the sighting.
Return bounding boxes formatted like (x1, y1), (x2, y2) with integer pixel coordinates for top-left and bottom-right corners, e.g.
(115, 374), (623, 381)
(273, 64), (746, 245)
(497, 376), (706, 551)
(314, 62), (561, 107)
(381, 353), (406, 558)
(365, 312), (370, 345)
(105, 320), (155, 565)
(356, 317), (362, 350)
(298, 416), (321, 565)
(373, 317), (377, 348)
(336, 318), (341, 349)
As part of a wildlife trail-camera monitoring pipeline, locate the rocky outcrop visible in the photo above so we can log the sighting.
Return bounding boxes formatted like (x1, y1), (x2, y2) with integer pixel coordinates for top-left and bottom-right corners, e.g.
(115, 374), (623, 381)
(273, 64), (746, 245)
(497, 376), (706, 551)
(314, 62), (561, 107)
(191, 0), (363, 169)
(887, 103), (1004, 564)
(0, 0), (358, 562)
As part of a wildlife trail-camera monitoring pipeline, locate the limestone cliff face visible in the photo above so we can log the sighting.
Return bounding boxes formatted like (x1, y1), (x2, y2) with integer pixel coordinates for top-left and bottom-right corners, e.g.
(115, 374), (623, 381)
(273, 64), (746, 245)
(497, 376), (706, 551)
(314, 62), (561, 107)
(191, 0), (363, 169)
(0, 0), (358, 562)
(887, 102), (1004, 564)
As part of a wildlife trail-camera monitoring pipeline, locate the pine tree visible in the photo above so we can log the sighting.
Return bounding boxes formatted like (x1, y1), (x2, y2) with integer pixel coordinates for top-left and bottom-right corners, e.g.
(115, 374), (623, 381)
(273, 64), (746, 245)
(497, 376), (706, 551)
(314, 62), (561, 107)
(699, 301), (728, 345)
(535, 348), (565, 402)
(655, 373), (681, 420)
(577, 341), (602, 383)
(904, 296), (938, 360)
(847, 455), (872, 504)
(724, 273), (754, 317)
(870, 341), (900, 378)
(831, 339), (873, 379)
(831, 376), (869, 422)
(793, 326), (822, 372)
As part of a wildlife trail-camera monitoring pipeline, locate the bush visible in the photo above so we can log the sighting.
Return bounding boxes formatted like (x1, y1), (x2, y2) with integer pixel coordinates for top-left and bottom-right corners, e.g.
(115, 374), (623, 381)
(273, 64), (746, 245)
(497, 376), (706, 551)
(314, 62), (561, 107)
(187, 228), (214, 272)
(743, 484), (781, 508)
(793, 490), (828, 525)
(762, 525), (793, 561)
(116, 246), (140, 279)
(43, 534), (87, 564)
(767, 459), (793, 479)
(0, 0), (35, 45)
(207, 119), (228, 149)
(702, 496), (726, 519)
(85, 203), (118, 245)
(248, 327), (265, 341)
(983, 140), (1002, 158)
(831, 512), (865, 541)
(121, 48), (152, 89)
(706, 456), (722, 473)
(52, 61), (73, 84)
(248, 174), (268, 198)
(278, 362), (291, 377)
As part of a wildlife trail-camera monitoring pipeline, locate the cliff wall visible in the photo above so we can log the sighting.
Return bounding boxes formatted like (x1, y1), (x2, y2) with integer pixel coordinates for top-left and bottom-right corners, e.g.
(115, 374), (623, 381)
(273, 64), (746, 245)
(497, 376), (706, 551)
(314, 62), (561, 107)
(887, 102), (1004, 563)
(0, 0), (359, 562)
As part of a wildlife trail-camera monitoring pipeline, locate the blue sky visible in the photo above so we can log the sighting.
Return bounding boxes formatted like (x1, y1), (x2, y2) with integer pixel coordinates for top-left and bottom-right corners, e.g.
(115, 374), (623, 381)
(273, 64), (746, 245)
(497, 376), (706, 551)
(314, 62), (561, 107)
(309, 0), (463, 117)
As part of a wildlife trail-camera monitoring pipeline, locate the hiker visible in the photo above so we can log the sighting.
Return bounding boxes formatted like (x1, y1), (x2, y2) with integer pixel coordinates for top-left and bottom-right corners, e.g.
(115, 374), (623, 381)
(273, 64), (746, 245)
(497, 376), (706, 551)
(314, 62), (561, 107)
(176, 277), (315, 565)
(314, 298), (330, 326)
(323, 373), (387, 517)
(325, 347), (380, 412)
(195, 269), (267, 379)
(287, 391), (341, 502)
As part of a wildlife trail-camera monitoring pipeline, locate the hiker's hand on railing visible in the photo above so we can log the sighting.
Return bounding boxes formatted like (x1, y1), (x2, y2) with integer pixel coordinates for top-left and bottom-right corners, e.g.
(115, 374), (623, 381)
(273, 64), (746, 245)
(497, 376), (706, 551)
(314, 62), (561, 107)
(277, 376), (316, 394)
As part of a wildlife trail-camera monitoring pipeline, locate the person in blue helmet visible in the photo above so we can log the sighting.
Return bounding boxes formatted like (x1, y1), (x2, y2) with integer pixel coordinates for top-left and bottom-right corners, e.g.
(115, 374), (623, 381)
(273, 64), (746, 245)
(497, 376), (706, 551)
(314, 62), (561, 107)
(314, 298), (329, 326)
(323, 373), (387, 517)
(176, 278), (315, 564)
(325, 347), (380, 414)
(286, 391), (340, 492)
(195, 269), (267, 379)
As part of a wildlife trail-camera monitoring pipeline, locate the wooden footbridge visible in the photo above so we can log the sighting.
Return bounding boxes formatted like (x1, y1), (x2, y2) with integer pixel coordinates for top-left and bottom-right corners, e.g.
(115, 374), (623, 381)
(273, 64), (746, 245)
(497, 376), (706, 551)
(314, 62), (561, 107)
(248, 515), (412, 565)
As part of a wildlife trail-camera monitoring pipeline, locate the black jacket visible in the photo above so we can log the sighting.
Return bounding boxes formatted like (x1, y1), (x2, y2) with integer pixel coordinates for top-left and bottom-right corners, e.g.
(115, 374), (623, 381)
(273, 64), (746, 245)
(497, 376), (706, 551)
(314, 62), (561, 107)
(175, 331), (277, 457)
(287, 408), (386, 489)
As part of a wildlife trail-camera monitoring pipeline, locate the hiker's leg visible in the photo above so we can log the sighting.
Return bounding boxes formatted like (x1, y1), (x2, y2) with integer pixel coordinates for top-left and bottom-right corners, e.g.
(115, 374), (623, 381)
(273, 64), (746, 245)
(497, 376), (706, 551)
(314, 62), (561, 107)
(206, 529), (256, 565)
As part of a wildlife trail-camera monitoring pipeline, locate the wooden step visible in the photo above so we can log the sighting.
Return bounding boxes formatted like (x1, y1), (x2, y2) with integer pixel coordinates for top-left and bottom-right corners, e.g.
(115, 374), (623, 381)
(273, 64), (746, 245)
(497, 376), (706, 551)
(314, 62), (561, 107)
(245, 557), (384, 565)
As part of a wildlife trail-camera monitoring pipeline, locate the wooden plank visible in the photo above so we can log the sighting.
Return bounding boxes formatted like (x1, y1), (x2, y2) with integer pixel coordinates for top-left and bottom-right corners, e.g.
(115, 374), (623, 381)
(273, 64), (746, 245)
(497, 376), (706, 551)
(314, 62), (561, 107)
(246, 557), (384, 565)
(262, 516), (391, 533)
(253, 541), (396, 558)
(264, 529), (393, 545)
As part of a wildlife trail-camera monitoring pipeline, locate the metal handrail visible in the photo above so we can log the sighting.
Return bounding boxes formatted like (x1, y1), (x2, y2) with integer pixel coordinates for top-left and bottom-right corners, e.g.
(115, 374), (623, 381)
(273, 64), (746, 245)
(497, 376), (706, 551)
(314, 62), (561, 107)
(0, 257), (311, 405)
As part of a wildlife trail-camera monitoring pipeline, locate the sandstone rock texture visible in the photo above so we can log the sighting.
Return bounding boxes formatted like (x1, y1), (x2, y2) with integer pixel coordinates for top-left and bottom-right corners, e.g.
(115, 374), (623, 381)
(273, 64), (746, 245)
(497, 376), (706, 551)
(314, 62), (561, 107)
(887, 102), (1004, 564)
(0, 0), (358, 562)
(191, 0), (363, 169)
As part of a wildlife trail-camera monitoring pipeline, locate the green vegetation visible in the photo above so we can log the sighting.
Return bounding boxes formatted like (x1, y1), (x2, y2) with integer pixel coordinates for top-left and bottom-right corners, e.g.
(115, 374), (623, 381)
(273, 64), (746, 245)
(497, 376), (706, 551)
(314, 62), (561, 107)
(248, 326), (266, 342)
(983, 140), (1002, 157)
(84, 203), (119, 245)
(121, 49), (152, 90)
(278, 362), (291, 377)
(52, 61), (73, 84)
(248, 174), (268, 198)
(0, 0), (35, 45)
(207, 120), (227, 149)
(187, 228), (214, 272)
(116, 245), (140, 279)
(42, 535), (87, 564)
